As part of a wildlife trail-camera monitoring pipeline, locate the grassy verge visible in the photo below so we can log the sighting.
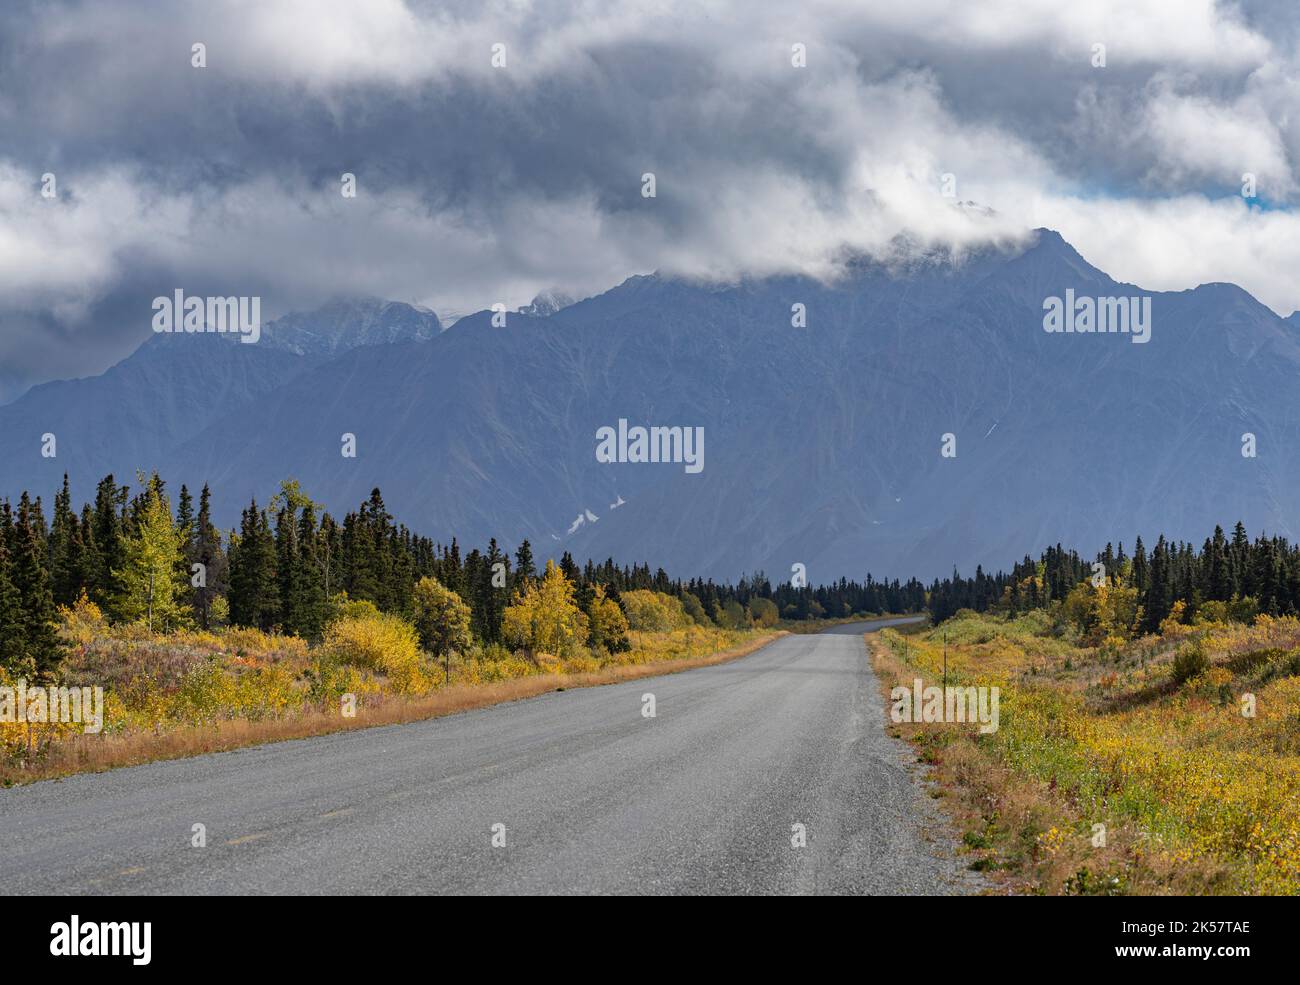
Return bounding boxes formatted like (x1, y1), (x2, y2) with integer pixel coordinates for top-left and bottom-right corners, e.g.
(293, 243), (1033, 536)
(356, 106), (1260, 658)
(868, 609), (1300, 895)
(2, 627), (783, 786)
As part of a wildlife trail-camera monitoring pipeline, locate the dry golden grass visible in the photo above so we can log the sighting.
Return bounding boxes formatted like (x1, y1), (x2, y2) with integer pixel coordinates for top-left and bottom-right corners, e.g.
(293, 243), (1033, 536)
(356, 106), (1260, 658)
(1, 631), (786, 786)
(868, 628), (1240, 896)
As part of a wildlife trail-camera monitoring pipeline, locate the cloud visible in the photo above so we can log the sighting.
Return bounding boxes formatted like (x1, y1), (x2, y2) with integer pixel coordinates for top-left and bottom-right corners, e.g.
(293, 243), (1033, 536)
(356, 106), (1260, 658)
(2, 0), (1299, 401)
(1032, 195), (1300, 317)
(1140, 81), (1295, 196)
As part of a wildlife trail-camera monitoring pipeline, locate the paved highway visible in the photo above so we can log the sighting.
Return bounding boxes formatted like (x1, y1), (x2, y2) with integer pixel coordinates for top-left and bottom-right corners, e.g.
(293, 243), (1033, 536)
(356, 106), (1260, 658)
(0, 616), (984, 895)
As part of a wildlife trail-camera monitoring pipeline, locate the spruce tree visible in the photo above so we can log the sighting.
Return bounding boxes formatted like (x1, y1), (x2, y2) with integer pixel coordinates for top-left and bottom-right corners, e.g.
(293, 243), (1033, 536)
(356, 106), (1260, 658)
(275, 508), (301, 635)
(1207, 525), (1231, 601)
(1230, 521), (1250, 595)
(388, 526), (416, 617)
(359, 489), (393, 607)
(475, 538), (507, 643)
(11, 498), (64, 680)
(176, 485), (194, 536)
(193, 484), (227, 628)
(463, 548), (484, 637)
(316, 512), (341, 601)
(91, 474), (128, 612)
(48, 474), (84, 606)
(0, 512), (26, 676)
(78, 503), (100, 598)
(442, 539), (464, 596)
(228, 501), (278, 630)
(21, 492), (48, 550)
(513, 539), (535, 589)
(294, 505), (328, 640)
(1131, 536), (1148, 594)
(1143, 536), (1172, 632)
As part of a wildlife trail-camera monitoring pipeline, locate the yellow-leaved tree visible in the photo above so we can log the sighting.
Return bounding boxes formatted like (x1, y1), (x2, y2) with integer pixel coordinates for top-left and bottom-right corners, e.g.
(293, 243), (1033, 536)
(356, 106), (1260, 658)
(114, 482), (193, 634)
(1061, 579), (1141, 645)
(587, 585), (630, 653)
(501, 559), (589, 659)
(411, 576), (473, 684)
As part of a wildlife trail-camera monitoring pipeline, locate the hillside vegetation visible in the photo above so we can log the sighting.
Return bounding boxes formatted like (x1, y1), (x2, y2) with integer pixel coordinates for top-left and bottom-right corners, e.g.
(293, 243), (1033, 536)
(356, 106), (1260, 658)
(1, 583), (777, 783)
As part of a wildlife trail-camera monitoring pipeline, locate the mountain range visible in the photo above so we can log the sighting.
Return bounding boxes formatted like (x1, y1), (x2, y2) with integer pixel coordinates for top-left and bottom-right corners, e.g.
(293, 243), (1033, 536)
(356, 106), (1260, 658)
(3, 229), (1298, 584)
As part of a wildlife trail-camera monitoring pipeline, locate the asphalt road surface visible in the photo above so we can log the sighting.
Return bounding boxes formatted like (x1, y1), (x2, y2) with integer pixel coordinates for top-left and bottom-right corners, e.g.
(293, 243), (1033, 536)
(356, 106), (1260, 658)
(0, 617), (985, 895)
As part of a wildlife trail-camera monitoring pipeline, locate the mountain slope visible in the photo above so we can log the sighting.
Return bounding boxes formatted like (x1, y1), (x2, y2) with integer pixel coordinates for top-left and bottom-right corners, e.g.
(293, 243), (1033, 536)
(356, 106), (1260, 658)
(2, 231), (1296, 582)
(0, 299), (438, 508)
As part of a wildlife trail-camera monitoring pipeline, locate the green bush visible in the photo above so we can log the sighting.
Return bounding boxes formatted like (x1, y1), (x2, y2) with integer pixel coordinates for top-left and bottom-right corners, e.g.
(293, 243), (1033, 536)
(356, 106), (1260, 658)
(1171, 639), (1209, 685)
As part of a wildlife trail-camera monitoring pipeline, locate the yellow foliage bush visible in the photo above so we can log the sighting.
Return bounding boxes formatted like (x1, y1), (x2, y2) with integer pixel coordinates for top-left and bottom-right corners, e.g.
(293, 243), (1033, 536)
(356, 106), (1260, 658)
(0, 668), (90, 759)
(11, 572), (771, 774)
(587, 585), (630, 652)
(501, 560), (589, 659)
(620, 590), (690, 632)
(323, 610), (424, 693)
(305, 655), (375, 706)
(169, 661), (300, 724)
(57, 591), (107, 646)
(1159, 600), (1191, 639)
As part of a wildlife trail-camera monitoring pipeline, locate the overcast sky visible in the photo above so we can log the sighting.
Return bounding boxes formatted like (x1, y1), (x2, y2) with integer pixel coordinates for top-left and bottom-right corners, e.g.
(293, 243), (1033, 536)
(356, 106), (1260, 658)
(2, 0), (1299, 401)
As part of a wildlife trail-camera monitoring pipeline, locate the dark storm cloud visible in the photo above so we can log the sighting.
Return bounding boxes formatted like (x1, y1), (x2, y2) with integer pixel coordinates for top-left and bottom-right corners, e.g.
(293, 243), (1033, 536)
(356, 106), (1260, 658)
(1, 0), (1298, 402)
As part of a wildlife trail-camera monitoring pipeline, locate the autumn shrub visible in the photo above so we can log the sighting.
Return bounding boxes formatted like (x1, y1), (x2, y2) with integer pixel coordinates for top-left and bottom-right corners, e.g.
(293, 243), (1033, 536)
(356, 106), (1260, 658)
(476, 642), (514, 662)
(0, 668), (85, 760)
(619, 590), (689, 632)
(323, 609), (424, 693)
(714, 598), (749, 629)
(222, 626), (281, 657)
(330, 595), (383, 624)
(559, 652), (602, 675)
(208, 594), (231, 628)
(300, 654), (371, 712)
(748, 597), (780, 628)
(681, 591), (713, 626)
(57, 591), (107, 646)
(587, 585), (631, 653)
(62, 636), (211, 693)
(473, 653), (540, 682)
(501, 560), (589, 659)
(169, 660), (300, 724)
(1171, 638), (1209, 684)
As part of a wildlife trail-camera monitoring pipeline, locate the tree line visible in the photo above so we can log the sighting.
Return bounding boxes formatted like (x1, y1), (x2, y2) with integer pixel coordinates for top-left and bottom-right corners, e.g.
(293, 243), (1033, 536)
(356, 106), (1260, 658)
(929, 521), (1300, 632)
(0, 472), (926, 680)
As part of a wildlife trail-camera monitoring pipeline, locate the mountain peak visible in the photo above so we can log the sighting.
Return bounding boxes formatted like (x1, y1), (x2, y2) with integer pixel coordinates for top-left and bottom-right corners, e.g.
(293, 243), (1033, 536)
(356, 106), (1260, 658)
(259, 297), (441, 356)
(517, 290), (577, 318)
(1025, 227), (1093, 267)
(986, 227), (1115, 293)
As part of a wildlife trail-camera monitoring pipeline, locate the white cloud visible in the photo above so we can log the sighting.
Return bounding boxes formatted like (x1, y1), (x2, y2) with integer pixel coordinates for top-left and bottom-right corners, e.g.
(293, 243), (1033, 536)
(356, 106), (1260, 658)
(1141, 81), (1295, 196)
(0, 163), (193, 320)
(1030, 195), (1300, 316)
(837, 0), (1269, 68)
